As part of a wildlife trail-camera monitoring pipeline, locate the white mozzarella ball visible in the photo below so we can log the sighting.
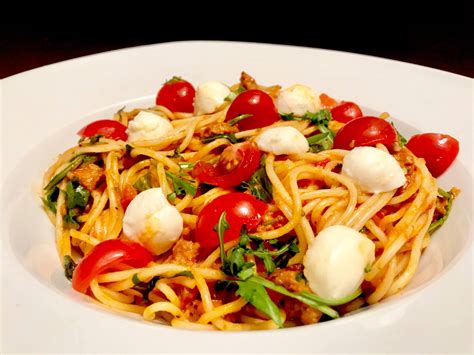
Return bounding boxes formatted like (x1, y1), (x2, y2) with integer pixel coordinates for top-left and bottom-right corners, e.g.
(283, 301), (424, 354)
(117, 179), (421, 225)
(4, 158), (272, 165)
(303, 225), (375, 301)
(126, 111), (173, 143)
(276, 84), (321, 116)
(342, 146), (407, 193)
(194, 81), (230, 115)
(255, 126), (309, 155)
(123, 188), (183, 255)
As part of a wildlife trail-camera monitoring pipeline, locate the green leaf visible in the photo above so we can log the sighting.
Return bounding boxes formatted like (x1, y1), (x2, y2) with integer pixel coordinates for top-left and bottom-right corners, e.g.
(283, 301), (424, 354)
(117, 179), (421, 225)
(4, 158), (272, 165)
(235, 279), (283, 327)
(44, 155), (86, 192)
(178, 161), (195, 170)
(165, 76), (183, 84)
(215, 211), (230, 272)
(173, 271), (194, 278)
(63, 255), (77, 281)
(133, 174), (153, 192)
(166, 171), (197, 197)
(428, 188), (455, 233)
(244, 156), (273, 202)
(65, 181), (90, 209)
(167, 192), (177, 203)
(42, 187), (59, 214)
(391, 122), (407, 147)
(125, 144), (134, 154)
(202, 133), (238, 144)
(304, 109), (332, 126)
(132, 273), (141, 285)
(224, 86), (245, 102)
(167, 148), (183, 159)
(295, 272), (306, 282)
(64, 209), (80, 229)
(248, 276), (341, 318)
(280, 112), (298, 121)
(227, 114), (253, 126)
(307, 124), (334, 153)
(89, 134), (103, 144)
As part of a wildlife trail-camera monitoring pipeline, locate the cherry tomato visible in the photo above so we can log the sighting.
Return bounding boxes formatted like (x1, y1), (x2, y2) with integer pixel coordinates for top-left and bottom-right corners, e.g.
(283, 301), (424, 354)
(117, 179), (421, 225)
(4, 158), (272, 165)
(330, 101), (363, 123)
(192, 142), (261, 188)
(120, 184), (138, 210)
(72, 239), (153, 293)
(155, 77), (195, 113)
(406, 133), (459, 177)
(195, 192), (268, 248)
(78, 119), (128, 141)
(333, 116), (397, 150)
(225, 89), (280, 131)
(319, 93), (338, 109)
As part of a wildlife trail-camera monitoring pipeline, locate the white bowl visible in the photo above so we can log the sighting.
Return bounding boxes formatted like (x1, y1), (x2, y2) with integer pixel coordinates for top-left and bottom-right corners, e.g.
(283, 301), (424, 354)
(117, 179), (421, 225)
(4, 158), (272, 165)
(1, 41), (472, 353)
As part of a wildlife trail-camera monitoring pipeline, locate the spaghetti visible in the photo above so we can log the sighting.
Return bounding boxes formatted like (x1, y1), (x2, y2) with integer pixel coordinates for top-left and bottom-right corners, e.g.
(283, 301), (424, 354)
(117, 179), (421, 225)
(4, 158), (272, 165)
(41, 73), (457, 330)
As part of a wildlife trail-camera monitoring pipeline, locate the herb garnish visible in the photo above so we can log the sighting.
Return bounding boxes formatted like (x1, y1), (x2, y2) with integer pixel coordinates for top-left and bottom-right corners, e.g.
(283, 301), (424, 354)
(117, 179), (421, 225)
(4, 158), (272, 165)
(202, 133), (238, 144)
(63, 255), (77, 281)
(428, 188), (456, 233)
(242, 156), (273, 202)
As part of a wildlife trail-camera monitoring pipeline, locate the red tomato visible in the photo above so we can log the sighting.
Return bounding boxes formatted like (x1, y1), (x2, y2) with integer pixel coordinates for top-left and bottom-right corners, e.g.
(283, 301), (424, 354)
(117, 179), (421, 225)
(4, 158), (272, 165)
(78, 119), (128, 141)
(319, 93), (337, 109)
(192, 142), (261, 188)
(333, 116), (397, 150)
(195, 192), (268, 248)
(330, 102), (363, 123)
(155, 77), (195, 113)
(120, 184), (138, 210)
(225, 89), (280, 131)
(72, 239), (153, 293)
(406, 133), (459, 177)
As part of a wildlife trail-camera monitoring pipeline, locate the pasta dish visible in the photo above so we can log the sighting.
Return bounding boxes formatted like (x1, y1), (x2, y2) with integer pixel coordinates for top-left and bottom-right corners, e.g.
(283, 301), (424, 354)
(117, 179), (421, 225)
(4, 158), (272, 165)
(41, 72), (459, 330)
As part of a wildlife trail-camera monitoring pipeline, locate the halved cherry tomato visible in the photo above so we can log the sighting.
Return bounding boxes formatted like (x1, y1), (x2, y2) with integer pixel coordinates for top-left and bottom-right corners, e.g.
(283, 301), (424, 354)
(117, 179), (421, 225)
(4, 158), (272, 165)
(225, 89), (280, 131)
(195, 192), (268, 248)
(192, 142), (261, 188)
(333, 116), (397, 150)
(72, 239), (153, 293)
(331, 102), (363, 123)
(406, 133), (459, 177)
(155, 77), (195, 113)
(78, 119), (128, 141)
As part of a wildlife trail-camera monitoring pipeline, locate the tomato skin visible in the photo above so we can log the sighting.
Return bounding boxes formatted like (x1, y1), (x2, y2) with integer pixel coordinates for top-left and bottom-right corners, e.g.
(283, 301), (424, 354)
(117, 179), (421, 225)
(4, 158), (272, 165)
(120, 184), (138, 210)
(319, 93), (337, 109)
(195, 193), (268, 248)
(192, 142), (261, 188)
(155, 78), (195, 113)
(225, 89), (280, 131)
(406, 133), (459, 177)
(72, 239), (153, 293)
(78, 119), (128, 141)
(330, 102), (363, 123)
(333, 116), (397, 150)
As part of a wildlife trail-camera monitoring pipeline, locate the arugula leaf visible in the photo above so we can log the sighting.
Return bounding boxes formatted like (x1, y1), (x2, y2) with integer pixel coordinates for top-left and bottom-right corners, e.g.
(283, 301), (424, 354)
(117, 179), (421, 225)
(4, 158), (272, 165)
(227, 114), (253, 126)
(391, 122), (407, 147)
(64, 209), (80, 229)
(280, 112), (297, 121)
(307, 125), (334, 153)
(173, 271), (194, 278)
(248, 276), (340, 318)
(167, 192), (177, 203)
(42, 187), (59, 214)
(44, 155), (87, 192)
(132, 273), (141, 285)
(235, 279), (283, 327)
(89, 134), (103, 144)
(63, 255), (77, 281)
(304, 109), (332, 126)
(178, 162), (195, 170)
(202, 133), (238, 144)
(133, 174), (152, 192)
(166, 171), (197, 197)
(65, 181), (90, 209)
(167, 148), (183, 159)
(429, 188), (456, 233)
(215, 211), (230, 270)
(224, 86), (245, 102)
(244, 156), (273, 202)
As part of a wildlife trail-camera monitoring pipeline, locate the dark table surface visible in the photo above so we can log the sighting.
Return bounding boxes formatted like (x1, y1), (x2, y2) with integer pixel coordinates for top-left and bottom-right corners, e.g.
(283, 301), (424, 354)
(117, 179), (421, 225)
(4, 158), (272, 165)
(1, 24), (472, 79)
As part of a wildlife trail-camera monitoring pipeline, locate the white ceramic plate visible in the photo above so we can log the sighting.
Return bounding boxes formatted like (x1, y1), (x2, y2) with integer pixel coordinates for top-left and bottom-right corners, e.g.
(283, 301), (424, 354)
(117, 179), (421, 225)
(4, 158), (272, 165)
(1, 41), (472, 353)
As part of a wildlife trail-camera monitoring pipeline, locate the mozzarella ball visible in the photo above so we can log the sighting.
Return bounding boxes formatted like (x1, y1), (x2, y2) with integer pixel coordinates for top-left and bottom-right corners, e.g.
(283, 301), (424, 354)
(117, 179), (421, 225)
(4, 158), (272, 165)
(303, 225), (375, 301)
(255, 126), (309, 155)
(126, 111), (173, 143)
(123, 188), (183, 255)
(342, 146), (407, 194)
(194, 81), (230, 115)
(276, 84), (321, 116)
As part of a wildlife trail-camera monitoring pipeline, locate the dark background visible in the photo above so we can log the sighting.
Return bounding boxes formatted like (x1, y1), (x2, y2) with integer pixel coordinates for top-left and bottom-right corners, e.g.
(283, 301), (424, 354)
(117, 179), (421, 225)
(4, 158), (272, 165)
(1, 20), (472, 79)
